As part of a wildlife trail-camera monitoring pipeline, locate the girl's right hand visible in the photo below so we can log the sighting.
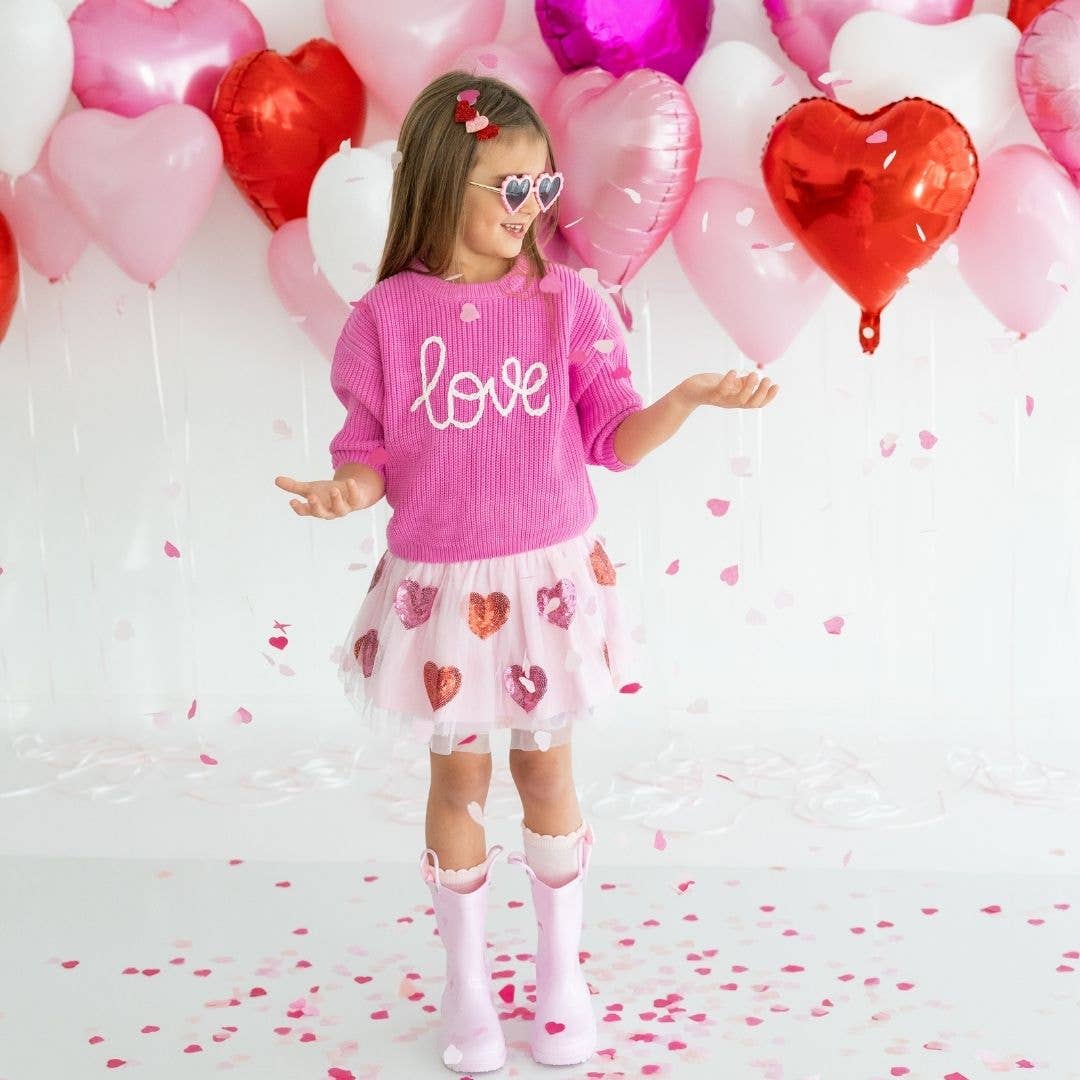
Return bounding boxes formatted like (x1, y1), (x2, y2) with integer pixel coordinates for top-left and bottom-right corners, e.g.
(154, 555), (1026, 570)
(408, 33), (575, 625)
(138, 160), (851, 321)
(275, 476), (367, 518)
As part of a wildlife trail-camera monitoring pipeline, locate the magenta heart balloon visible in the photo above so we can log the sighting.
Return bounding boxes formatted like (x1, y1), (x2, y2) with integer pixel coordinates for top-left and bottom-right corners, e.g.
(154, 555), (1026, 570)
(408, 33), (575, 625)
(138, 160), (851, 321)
(547, 67), (700, 290)
(69, 0), (266, 117)
(1016, 0), (1080, 183)
(267, 218), (350, 360)
(672, 178), (829, 365)
(535, 0), (713, 82)
(48, 103), (223, 285)
(0, 151), (90, 282)
(763, 0), (973, 90)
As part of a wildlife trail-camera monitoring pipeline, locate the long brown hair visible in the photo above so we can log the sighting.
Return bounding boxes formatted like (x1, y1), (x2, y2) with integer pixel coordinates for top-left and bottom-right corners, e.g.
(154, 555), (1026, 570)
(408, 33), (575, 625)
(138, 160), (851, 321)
(376, 71), (560, 286)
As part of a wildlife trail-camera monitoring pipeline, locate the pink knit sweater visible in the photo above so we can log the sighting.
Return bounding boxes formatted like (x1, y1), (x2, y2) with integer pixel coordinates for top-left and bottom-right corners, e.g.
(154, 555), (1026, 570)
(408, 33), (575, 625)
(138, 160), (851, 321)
(328, 253), (644, 562)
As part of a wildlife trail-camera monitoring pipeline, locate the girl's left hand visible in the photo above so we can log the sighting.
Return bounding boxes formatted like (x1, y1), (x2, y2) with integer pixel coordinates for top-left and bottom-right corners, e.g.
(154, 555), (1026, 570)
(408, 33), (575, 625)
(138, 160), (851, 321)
(682, 370), (779, 410)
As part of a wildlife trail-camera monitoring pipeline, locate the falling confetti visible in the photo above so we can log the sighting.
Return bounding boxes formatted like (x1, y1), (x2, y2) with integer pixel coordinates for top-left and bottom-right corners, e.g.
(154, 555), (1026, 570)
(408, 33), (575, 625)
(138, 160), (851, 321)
(665, 559), (680, 575)
(1026, 395), (1034, 416)
(918, 430), (938, 450)
(866, 130), (888, 144)
(459, 302), (480, 322)
(163, 540), (181, 559)
(706, 498), (730, 516)
(824, 615), (845, 635)
(720, 564), (739, 586)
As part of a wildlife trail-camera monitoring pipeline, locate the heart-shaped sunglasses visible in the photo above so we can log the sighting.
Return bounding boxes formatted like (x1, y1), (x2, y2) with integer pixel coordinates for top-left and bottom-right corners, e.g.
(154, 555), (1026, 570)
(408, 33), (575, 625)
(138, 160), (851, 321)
(467, 171), (564, 215)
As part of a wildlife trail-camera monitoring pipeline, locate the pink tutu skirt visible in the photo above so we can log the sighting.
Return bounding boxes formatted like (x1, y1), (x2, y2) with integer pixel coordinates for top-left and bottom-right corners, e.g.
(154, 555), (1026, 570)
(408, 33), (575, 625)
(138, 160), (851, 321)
(336, 530), (636, 755)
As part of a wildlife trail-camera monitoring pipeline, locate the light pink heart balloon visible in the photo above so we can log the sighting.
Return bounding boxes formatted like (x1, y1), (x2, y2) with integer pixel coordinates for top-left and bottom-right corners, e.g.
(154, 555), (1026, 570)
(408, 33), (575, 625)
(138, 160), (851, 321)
(764, 0), (973, 91)
(48, 103), (223, 285)
(0, 150), (90, 282)
(955, 144), (1080, 335)
(672, 178), (829, 365)
(267, 218), (350, 360)
(547, 67), (701, 290)
(69, 0), (266, 117)
(453, 40), (562, 117)
(324, 0), (504, 124)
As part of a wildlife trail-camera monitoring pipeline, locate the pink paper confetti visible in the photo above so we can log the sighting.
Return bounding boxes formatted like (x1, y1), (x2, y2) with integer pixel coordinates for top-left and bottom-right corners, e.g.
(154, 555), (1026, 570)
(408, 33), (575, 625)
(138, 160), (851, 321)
(665, 559), (680, 575)
(824, 615), (844, 635)
(918, 430), (938, 450)
(1026, 395), (1034, 416)
(706, 498), (730, 516)
(164, 540), (181, 559)
(866, 130), (888, 144)
(200, 753), (218, 766)
(460, 302), (480, 322)
(269, 636), (287, 650)
(770, 74), (786, 86)
(720, 564), (739, 586)
(654, 829), (667, 851)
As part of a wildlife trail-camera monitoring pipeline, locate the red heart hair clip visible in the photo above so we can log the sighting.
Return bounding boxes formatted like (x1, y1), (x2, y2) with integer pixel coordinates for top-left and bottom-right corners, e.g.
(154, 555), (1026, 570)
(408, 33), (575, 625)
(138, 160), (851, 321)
(454, 88), (499, 140)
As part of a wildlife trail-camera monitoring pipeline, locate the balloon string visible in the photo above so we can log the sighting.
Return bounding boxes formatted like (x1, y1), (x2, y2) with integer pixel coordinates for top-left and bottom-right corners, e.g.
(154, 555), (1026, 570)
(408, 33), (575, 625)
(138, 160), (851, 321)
(57, 286), (113, 698)
(638, 283), (652, 632)
(298, 309), (316, 575)
(16, 271), (58, 704)
(928, 314), (938, 728)
(146, 284), (168, 445)
(1009, 337), (1020, 756)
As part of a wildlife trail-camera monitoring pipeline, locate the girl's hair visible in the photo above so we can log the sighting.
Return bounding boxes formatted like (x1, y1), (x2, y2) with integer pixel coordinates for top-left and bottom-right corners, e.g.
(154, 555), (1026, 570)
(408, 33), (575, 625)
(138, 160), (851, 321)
(376, 71), (560, 286)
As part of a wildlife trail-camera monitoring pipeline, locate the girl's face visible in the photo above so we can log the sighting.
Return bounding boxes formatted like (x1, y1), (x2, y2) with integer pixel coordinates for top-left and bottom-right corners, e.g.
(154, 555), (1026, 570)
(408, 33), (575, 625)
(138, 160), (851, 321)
(457, 130), (551, 276)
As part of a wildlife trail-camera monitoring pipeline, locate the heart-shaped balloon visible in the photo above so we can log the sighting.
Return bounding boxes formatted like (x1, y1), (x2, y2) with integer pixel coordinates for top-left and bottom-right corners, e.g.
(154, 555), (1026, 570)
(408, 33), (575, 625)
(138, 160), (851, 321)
(831, 12), (1020, 156)
(535, 0), (713, 82)
(453, 40), (562, 117)
(267, 218), (350, 359)
(547, 67), (700, 290)
(955, 144), (1080, 335)
(1016, 0), (1080, 184)
(0, 150), (91, 282)
(48, 103), (223, 285)
(672, 178), (830, 365)
(762, 97), (978, 353)
(1008, 0), (1056, 31)
(69, 0), (266, 117)
(0, 0), (74, 178)
(684, 40), (800, 187)
(210, 39), (366, 230)
(307, 141), (394, 304)
(0, 213), (18, 345)
(763, 0), (974, 91)
(325, 0), (504, 124)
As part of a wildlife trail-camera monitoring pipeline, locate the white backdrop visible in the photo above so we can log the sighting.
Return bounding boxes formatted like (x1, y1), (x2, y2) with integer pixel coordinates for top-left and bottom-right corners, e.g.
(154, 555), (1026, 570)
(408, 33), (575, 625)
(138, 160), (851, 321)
(2, 0), (1078, 870)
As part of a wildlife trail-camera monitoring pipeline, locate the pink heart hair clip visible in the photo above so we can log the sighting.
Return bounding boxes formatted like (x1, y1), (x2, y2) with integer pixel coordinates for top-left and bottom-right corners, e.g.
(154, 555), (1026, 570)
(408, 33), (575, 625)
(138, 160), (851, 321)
(454, 87), (499, 140)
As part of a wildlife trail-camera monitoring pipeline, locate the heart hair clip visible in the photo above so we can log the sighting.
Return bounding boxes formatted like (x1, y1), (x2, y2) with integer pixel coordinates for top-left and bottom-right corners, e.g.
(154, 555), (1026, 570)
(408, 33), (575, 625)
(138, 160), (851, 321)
(454, 88), (499, 140)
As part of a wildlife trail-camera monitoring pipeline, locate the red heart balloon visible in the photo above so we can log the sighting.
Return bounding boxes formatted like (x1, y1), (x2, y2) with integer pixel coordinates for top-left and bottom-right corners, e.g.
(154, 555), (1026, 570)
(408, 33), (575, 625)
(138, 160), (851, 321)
(762, 97), (978, 354)
(210, 38), (366, 229)
(1008, 0), (1056, 30)
(0, 213), (17, 345)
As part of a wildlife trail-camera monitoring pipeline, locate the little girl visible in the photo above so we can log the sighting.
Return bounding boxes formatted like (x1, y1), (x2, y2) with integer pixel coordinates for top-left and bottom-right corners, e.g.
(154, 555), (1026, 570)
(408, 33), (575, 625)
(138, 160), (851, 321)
(275, 72), (778, 1073)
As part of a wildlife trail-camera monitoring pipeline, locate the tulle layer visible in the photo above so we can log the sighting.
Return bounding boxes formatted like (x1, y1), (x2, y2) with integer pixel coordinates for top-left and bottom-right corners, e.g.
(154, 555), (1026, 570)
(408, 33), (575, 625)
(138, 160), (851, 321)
(336, 530), (635, 755)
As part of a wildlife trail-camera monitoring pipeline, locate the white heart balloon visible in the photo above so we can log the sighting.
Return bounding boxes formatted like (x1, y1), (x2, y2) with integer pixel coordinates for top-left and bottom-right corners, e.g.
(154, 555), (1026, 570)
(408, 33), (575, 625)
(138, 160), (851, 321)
(0, 0), (73, 178)
(684, 41), (802, 187)
(830, 12), (1020, 155)
(307, 140), (394, 304)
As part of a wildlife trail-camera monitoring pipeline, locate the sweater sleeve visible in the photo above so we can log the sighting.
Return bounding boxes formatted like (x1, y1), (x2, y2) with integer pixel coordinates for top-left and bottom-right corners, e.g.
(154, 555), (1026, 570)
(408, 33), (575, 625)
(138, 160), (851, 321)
(567, 277), (644, 472)
(328, 299), (387, 477)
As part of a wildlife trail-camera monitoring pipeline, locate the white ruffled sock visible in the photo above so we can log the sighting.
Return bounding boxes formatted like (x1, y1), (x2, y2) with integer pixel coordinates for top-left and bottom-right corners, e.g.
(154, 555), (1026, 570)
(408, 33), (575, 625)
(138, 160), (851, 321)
(437, 858), (488, 894)
(521, 818), (588, 888)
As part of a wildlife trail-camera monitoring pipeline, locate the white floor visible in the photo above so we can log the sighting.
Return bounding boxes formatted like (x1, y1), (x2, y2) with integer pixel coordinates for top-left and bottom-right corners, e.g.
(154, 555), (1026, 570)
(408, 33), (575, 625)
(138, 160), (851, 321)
(2, 707), (1078, 1078)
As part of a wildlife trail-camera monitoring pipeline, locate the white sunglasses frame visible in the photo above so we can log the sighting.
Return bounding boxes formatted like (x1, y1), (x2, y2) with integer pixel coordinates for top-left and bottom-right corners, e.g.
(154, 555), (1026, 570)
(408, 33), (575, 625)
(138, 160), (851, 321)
(467, 171), (564, 216)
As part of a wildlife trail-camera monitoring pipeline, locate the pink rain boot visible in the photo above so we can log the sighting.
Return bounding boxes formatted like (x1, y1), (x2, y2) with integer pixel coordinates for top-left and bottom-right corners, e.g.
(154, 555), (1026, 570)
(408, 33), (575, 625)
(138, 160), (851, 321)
(420, 844), (508, 1073)
(506, 823), (597, 1066)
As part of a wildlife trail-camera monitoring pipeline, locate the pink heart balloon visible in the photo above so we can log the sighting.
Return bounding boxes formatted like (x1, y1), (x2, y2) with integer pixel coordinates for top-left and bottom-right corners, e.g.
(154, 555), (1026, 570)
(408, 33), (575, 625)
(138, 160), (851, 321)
(763, 0), (973, 90)
(672, 178), (829, 365)
(453, 41), (562, 117)
(48, 103), (223, 285)
(325, 0), (504, 124)
(69, 0), (266, 117)
(955, 144), (1080, 335)
(0, 150), (90, 282)
(267, 218), (350, 360)
(1016, 0), (1080, 184)
(547, 67), (700, 290)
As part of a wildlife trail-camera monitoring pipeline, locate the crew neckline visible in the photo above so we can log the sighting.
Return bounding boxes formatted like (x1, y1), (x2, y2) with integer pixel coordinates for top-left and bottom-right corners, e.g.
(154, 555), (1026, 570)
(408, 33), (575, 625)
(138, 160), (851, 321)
(405, 252), (534, 298)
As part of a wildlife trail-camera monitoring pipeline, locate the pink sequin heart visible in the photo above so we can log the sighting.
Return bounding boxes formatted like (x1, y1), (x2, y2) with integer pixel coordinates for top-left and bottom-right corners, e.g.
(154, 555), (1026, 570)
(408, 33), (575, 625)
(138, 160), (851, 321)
(394, 579), (437, 629)
(457, 88), (480, 105)
(504, 663), (548, 712)
(536, 578), (577, 628)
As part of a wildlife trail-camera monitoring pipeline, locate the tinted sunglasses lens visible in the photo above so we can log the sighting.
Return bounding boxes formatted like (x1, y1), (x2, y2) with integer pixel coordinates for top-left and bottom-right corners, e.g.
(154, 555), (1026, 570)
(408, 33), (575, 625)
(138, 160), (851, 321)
(502, 176), (532, 212)
(537, 173), (562, 211)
